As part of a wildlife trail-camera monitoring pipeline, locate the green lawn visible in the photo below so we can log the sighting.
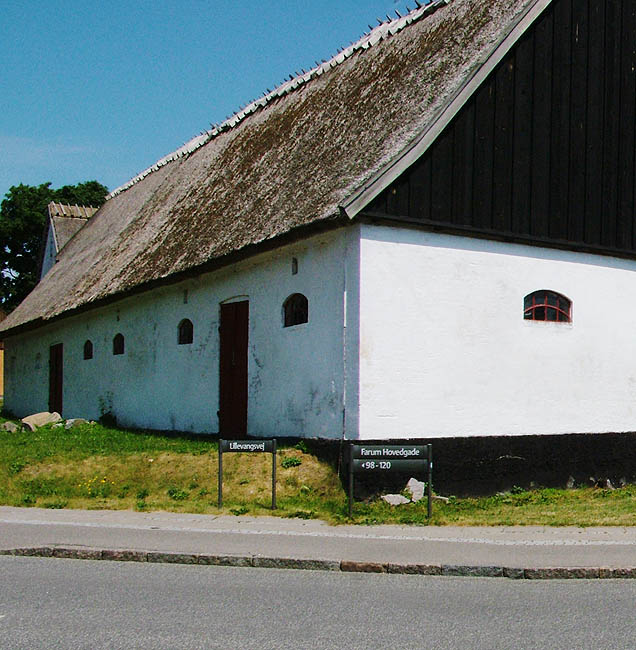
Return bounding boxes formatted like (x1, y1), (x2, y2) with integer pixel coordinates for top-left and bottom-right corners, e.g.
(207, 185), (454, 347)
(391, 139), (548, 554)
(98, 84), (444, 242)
(1, 415), (636, 525)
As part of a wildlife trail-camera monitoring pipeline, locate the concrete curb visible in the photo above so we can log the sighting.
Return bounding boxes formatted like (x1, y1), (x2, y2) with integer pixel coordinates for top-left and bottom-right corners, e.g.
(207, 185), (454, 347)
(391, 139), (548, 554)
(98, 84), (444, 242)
(2, 547), (636, 579)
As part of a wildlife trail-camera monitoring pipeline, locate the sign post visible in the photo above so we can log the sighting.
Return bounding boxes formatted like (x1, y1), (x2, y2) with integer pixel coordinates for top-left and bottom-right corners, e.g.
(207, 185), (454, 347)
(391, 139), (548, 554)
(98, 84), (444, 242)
(348, 443), (432, 518)
(218, 439), (277, 509)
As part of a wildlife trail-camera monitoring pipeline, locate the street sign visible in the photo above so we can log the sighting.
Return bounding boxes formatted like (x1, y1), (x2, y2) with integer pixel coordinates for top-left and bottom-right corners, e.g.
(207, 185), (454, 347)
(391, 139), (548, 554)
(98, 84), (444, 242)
(220, 440), (275, 453)
(348, 443), (432, 518)
(218, 438), (277, 509)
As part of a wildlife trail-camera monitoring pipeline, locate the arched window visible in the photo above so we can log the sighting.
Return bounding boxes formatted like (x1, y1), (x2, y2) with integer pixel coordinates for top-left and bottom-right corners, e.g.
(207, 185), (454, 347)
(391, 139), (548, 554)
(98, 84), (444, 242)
(283, 293), (308, 327)
(178, 318), (193, 345)
(113, 333), (125, 355)
(524, 290), (571, 322)
(83, 340), (93, 360)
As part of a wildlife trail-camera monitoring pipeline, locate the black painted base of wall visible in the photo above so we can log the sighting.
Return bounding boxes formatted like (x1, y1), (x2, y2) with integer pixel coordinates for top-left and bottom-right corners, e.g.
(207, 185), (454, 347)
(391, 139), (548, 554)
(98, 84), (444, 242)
(304, 432), (636, 497)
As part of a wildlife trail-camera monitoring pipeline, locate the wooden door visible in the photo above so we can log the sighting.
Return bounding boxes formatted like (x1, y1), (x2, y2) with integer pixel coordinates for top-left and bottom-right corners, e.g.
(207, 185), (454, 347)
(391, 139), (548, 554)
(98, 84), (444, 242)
(49, 343), (63, 415)
(219, 301), (249, 437)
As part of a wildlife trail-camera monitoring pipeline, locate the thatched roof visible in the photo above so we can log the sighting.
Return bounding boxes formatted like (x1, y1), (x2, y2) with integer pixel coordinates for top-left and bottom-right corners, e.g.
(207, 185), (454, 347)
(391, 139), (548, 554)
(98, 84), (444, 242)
(1, 0), (539, 336)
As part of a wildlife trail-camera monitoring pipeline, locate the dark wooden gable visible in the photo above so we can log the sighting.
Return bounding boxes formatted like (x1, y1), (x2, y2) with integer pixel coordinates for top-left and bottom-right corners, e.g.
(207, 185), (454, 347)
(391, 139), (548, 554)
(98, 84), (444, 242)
(366, 0), (636, 256)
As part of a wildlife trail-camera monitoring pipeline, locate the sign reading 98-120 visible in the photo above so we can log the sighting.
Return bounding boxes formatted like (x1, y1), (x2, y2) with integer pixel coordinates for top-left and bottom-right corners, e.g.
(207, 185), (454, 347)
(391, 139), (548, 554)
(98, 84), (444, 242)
(352, 445), (428, 474)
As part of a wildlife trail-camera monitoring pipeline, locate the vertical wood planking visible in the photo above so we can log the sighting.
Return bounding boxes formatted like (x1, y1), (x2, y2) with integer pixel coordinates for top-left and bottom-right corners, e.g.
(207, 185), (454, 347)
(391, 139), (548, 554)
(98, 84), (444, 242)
(493, 59), (515, 232)
(451, 102), (475, 225)
(617, 0), (636, 249)
(395, 175), (411, 217)
(368, 189), (388, 214)
(473, 78), (496, 229)
(601, 0), (622, 247)
(531, 8), (553, 238)
(568, 0), (589, 243)
(409, 156), (432, 221)
(584, 0), (605, 245)
(386, 180), (400, 215)
(512, 31), (534, 235)
(549, 0), (572, 240)
(431, 127), (454, 222)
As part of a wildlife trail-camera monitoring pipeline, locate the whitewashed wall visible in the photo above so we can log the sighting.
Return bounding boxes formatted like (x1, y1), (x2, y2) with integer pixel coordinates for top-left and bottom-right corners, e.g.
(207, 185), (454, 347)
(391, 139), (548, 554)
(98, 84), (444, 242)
(358, 224), (636, 439)
(5, 229), (353, 438)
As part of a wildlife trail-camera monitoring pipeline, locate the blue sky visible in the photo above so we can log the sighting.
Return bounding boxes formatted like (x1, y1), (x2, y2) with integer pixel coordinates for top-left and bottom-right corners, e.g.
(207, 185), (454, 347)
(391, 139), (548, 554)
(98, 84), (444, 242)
(1, 1), (415, 202)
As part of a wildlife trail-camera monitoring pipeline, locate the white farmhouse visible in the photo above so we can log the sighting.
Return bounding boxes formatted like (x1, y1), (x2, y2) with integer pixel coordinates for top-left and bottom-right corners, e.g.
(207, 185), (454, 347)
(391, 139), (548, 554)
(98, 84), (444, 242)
(2, 0), (636, 446)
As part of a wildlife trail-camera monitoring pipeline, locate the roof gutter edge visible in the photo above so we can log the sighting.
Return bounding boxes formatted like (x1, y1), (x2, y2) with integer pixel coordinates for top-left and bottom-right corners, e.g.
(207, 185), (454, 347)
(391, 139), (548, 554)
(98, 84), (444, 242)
(0, 212), (347, 340)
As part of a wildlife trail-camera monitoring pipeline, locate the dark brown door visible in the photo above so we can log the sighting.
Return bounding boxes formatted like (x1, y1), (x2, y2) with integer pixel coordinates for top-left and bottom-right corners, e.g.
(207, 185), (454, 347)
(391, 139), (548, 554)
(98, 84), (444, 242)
(219, 301), (249, 437)
(49, 343), (63, 415)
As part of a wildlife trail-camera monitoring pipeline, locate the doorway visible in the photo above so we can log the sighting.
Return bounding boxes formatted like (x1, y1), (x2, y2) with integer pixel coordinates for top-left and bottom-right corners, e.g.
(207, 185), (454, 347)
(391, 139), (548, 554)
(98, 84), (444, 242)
(49, 343), (63, 415)
(219, 300), (249, 437)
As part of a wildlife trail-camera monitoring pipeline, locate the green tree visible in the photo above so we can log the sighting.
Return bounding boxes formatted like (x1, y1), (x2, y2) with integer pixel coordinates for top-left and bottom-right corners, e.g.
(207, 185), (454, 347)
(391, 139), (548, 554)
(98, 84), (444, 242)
(0, 180), (108, 313)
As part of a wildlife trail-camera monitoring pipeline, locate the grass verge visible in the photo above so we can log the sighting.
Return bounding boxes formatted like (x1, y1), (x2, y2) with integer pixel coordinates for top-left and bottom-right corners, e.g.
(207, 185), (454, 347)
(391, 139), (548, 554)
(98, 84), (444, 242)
(1, 417), (636, 525)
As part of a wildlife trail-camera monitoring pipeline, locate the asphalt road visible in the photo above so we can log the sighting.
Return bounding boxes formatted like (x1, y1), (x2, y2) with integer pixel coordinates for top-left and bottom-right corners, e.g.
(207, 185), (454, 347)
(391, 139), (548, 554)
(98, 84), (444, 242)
(2, 556), (636, 650)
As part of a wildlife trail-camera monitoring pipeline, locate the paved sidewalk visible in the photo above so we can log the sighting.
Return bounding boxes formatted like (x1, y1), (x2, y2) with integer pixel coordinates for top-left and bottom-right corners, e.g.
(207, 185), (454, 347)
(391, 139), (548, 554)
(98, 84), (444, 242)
(1, 506), (636, 578)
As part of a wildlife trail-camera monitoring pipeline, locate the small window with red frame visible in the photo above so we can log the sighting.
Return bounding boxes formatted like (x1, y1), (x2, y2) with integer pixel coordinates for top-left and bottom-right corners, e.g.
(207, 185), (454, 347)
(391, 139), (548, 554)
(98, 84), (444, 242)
(524, 290), (571, 322)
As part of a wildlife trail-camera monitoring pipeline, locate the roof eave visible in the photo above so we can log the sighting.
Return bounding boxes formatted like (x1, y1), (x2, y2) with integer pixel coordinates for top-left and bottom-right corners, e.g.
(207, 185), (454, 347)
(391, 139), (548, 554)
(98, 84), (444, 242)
(0, 211), (347, 340)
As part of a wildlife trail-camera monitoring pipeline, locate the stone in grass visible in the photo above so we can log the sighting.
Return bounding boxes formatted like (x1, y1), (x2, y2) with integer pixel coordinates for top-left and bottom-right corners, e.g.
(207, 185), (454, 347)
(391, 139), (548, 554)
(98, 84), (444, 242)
(382, 494), (410, 506)
(406, 477), (426, 503)
(65, 418), (88, 430)
(1, 421), (20, 433)
(566, 476), (576, 489)
(21, 412), (62, 432)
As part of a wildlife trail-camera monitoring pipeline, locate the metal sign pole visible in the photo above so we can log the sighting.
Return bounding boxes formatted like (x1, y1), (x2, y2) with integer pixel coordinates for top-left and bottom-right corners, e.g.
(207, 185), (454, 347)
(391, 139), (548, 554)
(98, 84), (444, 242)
(427, 443), (433, 519)
(272, 439), (277, 510)
(348, 443), (354, 518)
(218, 439), (223, 509)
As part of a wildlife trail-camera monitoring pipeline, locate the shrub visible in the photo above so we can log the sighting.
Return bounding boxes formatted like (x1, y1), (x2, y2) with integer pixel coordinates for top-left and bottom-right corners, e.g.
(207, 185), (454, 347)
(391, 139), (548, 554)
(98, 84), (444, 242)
(8, 462), (25, 475)
(167, 487), (189, 501)
(281, 457), (301, 469)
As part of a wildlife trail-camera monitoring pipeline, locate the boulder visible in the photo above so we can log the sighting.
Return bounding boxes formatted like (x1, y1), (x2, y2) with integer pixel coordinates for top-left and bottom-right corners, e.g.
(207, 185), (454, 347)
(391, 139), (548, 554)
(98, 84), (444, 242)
(381, 494), (410, 506)
(405, 477), (426, 503)
(65, 418), (88, 430)
(21, 412), (62, 432)
(566, 476), (576, 489)
(1, 421), (19, 433)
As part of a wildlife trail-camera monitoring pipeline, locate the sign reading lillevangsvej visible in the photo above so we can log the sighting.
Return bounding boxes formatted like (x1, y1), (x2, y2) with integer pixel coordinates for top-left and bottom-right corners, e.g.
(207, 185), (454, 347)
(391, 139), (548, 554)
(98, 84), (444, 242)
(220, 440), (275, 453)
(348, 443), (432, 518)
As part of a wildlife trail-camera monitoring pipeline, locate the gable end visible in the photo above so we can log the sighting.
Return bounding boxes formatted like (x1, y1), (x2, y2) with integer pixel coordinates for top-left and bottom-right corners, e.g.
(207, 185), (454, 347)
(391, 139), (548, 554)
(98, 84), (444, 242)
(361, 0), (636, 258)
